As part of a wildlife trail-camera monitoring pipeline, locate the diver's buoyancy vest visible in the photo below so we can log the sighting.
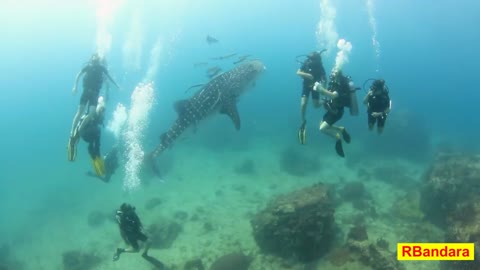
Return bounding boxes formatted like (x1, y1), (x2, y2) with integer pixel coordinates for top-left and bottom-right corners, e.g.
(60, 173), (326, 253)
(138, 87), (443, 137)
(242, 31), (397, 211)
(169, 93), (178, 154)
(83, 64), (105, 88)
(368, 93), (390, 112)
(328, 75), (351, 108)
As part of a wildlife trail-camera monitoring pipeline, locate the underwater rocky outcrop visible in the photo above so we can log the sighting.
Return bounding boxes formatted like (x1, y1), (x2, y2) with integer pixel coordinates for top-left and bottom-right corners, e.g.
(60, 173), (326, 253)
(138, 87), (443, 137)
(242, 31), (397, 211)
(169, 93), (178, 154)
(327, 225), (403, 270)
(420, 153), (480, 270)
(251, 183), (335, 262)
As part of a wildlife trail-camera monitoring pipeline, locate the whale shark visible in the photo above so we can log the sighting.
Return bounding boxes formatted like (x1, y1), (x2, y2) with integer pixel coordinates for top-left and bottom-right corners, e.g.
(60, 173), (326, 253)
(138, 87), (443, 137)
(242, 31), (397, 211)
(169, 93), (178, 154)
(149, 60), (265, 159)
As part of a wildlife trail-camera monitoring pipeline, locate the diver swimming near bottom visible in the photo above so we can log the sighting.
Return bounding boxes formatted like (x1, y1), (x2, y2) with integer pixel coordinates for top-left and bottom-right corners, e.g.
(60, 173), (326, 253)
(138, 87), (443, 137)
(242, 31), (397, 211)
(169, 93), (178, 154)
(113, 203), (167, 269)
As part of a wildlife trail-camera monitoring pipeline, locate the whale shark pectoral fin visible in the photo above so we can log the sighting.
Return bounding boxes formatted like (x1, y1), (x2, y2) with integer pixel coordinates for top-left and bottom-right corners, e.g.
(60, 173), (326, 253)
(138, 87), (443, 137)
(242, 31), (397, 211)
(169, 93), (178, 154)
(174, 99), (189, 115)
(220, 102), (241, 130)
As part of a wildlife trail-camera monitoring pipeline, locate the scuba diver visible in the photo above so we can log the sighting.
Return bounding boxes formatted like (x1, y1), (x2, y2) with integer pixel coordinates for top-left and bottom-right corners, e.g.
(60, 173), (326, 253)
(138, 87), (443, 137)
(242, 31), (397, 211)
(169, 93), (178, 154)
(68, 53), (119, 162)
(296, 50), (327, 145)
(363, 79), (392, 134)
(70, 96), (107, 177)
(113, 203), (167, 269)
(313, 70), (359, 157)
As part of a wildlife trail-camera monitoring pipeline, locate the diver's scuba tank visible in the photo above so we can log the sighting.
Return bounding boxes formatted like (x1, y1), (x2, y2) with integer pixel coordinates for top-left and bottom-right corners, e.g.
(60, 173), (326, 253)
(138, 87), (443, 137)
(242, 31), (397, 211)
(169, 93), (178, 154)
(348, 80), (359, 116)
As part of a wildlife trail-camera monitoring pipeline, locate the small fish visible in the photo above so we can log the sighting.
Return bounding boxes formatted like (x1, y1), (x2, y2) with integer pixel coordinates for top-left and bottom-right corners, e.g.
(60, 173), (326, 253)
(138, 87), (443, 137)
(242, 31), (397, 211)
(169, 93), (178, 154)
(193, 62), (208, 67)
(206, 35), (219, 45)
(233, 54), (251, 64)
(210, 53), (237, 60)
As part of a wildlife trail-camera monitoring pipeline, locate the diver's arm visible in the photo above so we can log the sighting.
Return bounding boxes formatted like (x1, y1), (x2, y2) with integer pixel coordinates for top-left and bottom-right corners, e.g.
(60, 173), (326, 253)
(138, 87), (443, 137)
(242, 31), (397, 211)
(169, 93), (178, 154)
(363, 91), (372, 105)
(72, 70), (85, 95)
(313, 82), (339, 99)
(385, 100), (392, 114)
(296, 69), (314, 80)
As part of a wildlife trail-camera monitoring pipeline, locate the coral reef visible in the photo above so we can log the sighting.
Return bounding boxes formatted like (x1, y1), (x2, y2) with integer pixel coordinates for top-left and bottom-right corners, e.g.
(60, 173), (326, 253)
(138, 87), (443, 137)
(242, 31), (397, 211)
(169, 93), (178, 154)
(420, 153), (480, 227)
(209, 252), (252, 270)
(251, 183), (335, 262)
(391, 191), (424, 221)
(420, 153), (480, 270)
(147, 219), (183, 249)
(279, 147), (321, 177)
(324, 225), (402, 270)
(347, 224), (368, 242)
(347, 239), (404, 270)
(233, 159), (256, 175)
(326, 247), (354, 267)
(62, 250), (102, 270)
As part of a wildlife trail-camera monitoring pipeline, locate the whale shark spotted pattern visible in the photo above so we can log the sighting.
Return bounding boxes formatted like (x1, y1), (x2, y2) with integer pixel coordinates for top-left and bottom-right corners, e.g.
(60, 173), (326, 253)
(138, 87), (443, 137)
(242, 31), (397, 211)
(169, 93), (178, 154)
(151, 60), (265, 158)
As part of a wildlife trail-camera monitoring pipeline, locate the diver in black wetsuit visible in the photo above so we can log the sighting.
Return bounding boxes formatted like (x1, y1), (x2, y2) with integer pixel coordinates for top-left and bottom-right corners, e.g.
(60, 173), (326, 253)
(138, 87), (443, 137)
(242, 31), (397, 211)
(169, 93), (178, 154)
(313, 70), (355, 157)
(68, 53), (119, 162)
(363, 79), (392, 134)
(113, 203), (167, 269)
(75, 96), (107, 177)
(296, 51), (327, 144)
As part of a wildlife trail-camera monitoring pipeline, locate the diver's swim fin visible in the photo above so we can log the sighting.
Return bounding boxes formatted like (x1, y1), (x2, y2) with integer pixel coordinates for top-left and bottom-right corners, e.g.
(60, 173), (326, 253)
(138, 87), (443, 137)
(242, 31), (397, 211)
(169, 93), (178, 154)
(335, 140), (345, 158)
(298, 120), (306, 145)
(67, 136), (79, 161)
(92, 156), (106, 177)
(142, 253), (167, 269)
(342, 128), (351, 144)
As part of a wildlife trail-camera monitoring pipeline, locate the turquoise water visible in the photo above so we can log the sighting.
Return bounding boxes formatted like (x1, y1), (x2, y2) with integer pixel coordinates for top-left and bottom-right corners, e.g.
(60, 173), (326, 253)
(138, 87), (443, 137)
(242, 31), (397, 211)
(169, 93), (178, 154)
(0, 0), (478, 269)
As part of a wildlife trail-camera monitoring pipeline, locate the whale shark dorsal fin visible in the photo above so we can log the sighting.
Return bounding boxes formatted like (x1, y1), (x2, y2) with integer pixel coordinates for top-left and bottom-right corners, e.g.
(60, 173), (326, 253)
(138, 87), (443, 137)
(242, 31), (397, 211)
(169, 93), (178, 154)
(174, 99), (189, 115)
(220, 102), (241, 130)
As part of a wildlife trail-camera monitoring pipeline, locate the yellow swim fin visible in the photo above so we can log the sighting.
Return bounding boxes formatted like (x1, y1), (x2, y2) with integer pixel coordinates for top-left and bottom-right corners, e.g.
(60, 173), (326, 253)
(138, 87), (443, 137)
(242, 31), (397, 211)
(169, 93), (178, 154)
(92, 156), (106, 177)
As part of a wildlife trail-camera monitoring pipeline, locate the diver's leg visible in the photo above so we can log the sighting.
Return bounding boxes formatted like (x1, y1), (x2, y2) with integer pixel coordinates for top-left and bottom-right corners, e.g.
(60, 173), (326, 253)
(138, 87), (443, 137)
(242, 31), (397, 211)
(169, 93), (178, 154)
(141, 240), (167, 269)
(70, 104), (86, 136)
(113, 244), (139, 261)
(320, 111), (347, 140)
(300, 96), (308, 123)
(77, 105), (96, 132)
(320, 121), (345, 157)
(377, 115), (386, 134)
(368, 113), (375, 131)
(319, 121), (339, 139)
